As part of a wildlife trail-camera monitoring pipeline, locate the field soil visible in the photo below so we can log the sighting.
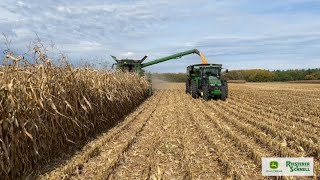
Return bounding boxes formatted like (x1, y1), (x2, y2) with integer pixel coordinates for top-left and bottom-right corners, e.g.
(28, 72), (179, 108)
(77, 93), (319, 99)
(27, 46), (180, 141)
(38, 83), (320, 179)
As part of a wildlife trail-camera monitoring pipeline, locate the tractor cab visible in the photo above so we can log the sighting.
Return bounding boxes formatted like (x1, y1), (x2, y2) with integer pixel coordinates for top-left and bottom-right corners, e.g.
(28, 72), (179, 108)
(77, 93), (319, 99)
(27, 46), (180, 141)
(201, 66), (221, 82)
(200, 66), (223, 86)
(202, 67), (220, 78)
(187, 64), (222, 84)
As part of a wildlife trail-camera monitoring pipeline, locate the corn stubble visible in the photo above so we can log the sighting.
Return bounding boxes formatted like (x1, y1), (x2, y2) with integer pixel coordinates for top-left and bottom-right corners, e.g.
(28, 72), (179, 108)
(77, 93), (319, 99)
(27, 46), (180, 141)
(0, 59), (148, 179)
(37, 83), (320, 180)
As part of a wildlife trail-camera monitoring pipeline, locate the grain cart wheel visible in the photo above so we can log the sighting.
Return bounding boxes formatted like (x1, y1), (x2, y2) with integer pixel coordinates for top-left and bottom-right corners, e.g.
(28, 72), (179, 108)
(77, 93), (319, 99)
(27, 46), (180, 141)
(202, 85), (210, 101)
(191, 80), (198, 99)
(186, 80), (190, 94)
(220, 81), (228, 101)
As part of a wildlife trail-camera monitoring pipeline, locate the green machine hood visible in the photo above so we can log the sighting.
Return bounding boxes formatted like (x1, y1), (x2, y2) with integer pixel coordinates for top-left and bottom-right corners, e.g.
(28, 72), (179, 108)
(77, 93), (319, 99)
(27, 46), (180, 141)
(209, 76), (222, 86)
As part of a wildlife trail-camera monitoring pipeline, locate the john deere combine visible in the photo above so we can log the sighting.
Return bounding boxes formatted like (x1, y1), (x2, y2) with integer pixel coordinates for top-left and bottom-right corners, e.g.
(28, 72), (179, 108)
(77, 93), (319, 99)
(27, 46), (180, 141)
(111, 49), (208, 74)
(186, 64), (228, 101)
(111, 49), (208, 95)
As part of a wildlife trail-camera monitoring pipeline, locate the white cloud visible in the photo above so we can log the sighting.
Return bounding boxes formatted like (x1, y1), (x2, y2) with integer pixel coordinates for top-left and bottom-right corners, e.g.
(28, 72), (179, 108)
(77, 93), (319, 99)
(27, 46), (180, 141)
(16, 1), (26, 7)
(121, 52), (134, 57)
(12, 28), (34, 39)
(62, 41), (103, 52)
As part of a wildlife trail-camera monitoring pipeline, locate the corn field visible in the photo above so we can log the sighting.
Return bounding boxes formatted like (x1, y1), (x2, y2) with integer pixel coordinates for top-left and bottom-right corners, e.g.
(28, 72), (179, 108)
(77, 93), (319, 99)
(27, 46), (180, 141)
(0, 59), (149, 179)
(0, 50), (319, 179)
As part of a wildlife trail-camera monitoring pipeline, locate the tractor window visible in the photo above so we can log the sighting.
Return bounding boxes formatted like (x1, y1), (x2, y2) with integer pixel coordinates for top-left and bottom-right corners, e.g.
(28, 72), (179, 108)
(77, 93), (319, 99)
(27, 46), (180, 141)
(203, 68), (219, 76)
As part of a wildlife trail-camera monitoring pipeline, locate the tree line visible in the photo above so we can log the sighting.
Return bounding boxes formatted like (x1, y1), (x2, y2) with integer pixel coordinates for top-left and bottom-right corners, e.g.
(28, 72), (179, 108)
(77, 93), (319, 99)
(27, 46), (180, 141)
(153, 68), (320, 82)
(224, 69), (320, 82)
(153, 73), (187, 82)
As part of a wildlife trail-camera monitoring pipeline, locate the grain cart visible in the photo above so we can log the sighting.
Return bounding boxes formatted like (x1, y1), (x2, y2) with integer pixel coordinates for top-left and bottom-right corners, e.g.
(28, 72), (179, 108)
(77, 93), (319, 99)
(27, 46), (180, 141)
(111, 49), (208, 95)
(186, 64), (228, 101)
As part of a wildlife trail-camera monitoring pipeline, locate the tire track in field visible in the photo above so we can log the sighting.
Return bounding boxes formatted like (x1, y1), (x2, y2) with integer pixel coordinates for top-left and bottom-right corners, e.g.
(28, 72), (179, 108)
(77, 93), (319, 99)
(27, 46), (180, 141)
(177, 93), (228, 179)
(39, 91), (164, 180)
(147, 90), (190, 180)
(76, 91), (166, 180)
(184, 100), (263, 179)
(107, 90), (170, 179)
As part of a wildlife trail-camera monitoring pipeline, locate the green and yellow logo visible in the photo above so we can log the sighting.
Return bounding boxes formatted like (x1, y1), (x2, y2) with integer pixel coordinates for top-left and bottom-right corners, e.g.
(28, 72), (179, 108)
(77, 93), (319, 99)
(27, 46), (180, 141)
(270, 161), (279, 169)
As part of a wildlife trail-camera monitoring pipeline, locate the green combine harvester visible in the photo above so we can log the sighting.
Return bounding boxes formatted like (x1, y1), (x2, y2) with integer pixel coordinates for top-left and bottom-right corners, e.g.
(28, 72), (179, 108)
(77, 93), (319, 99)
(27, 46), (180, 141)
(111, 49), (208, 95)
(111, 49), (208, 75)
(186, 64), (228, 101)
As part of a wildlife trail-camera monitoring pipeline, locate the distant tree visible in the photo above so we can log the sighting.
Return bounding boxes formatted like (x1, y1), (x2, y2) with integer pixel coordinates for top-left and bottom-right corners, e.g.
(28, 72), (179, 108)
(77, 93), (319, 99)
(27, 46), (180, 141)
(305, 71), (320, 80)
(274, 71), (293, 81)
(245, 69), (275, 82)
(153, 73), (187, 82)
(286, 70), (307, 80)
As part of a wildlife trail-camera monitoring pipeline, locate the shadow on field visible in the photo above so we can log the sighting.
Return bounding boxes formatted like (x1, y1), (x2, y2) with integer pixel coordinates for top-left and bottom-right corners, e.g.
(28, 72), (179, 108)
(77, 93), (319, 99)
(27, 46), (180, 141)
(29, 98), (147, 180)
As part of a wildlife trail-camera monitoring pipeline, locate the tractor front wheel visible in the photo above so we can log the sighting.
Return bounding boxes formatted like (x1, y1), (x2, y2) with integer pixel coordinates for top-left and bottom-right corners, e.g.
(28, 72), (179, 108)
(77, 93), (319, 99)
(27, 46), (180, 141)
(186, 80), (190, 94)
(191, 81), (198, 99)
(202, 85), (210, 101)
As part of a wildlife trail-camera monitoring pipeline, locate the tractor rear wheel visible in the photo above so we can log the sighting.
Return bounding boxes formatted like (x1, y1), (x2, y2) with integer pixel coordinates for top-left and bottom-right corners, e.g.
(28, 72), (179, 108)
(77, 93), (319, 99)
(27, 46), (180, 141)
(191, 80), (198, 99)
(221, 81), (228, 101)
(186, 80), (190, 94)
(203, 85), (209, 101)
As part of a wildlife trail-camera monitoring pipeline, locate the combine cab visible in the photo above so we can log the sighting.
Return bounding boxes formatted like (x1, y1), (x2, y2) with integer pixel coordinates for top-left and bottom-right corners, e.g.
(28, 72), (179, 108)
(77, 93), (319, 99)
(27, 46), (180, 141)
(186, 64), (228, 101)
(111, 55), (148, 75)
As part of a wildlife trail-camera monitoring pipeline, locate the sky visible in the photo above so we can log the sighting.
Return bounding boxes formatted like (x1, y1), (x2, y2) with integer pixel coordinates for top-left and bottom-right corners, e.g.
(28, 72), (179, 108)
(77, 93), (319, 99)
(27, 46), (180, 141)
(0, 0), (320, 72)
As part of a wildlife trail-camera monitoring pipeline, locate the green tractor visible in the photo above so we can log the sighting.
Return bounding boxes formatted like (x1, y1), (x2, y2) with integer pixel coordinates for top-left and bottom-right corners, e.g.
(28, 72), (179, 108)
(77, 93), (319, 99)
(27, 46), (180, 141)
(186, 64), (228, 101)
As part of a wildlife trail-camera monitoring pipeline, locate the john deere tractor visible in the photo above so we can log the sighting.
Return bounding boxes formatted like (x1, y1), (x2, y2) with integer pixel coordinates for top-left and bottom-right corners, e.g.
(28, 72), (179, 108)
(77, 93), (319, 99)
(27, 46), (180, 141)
(186, 64), (228, 101)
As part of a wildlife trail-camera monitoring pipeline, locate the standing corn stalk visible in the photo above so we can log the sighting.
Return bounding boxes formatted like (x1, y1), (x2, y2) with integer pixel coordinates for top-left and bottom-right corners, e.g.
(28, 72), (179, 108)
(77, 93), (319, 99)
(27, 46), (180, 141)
(0, 44), (149, 179)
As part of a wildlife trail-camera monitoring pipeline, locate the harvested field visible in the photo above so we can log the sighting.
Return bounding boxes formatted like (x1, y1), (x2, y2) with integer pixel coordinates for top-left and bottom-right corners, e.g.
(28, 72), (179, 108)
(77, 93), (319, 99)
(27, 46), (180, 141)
(287, 80), (320, 84)
(227, 80), (246, 83)
(38, 82), (320, 179)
